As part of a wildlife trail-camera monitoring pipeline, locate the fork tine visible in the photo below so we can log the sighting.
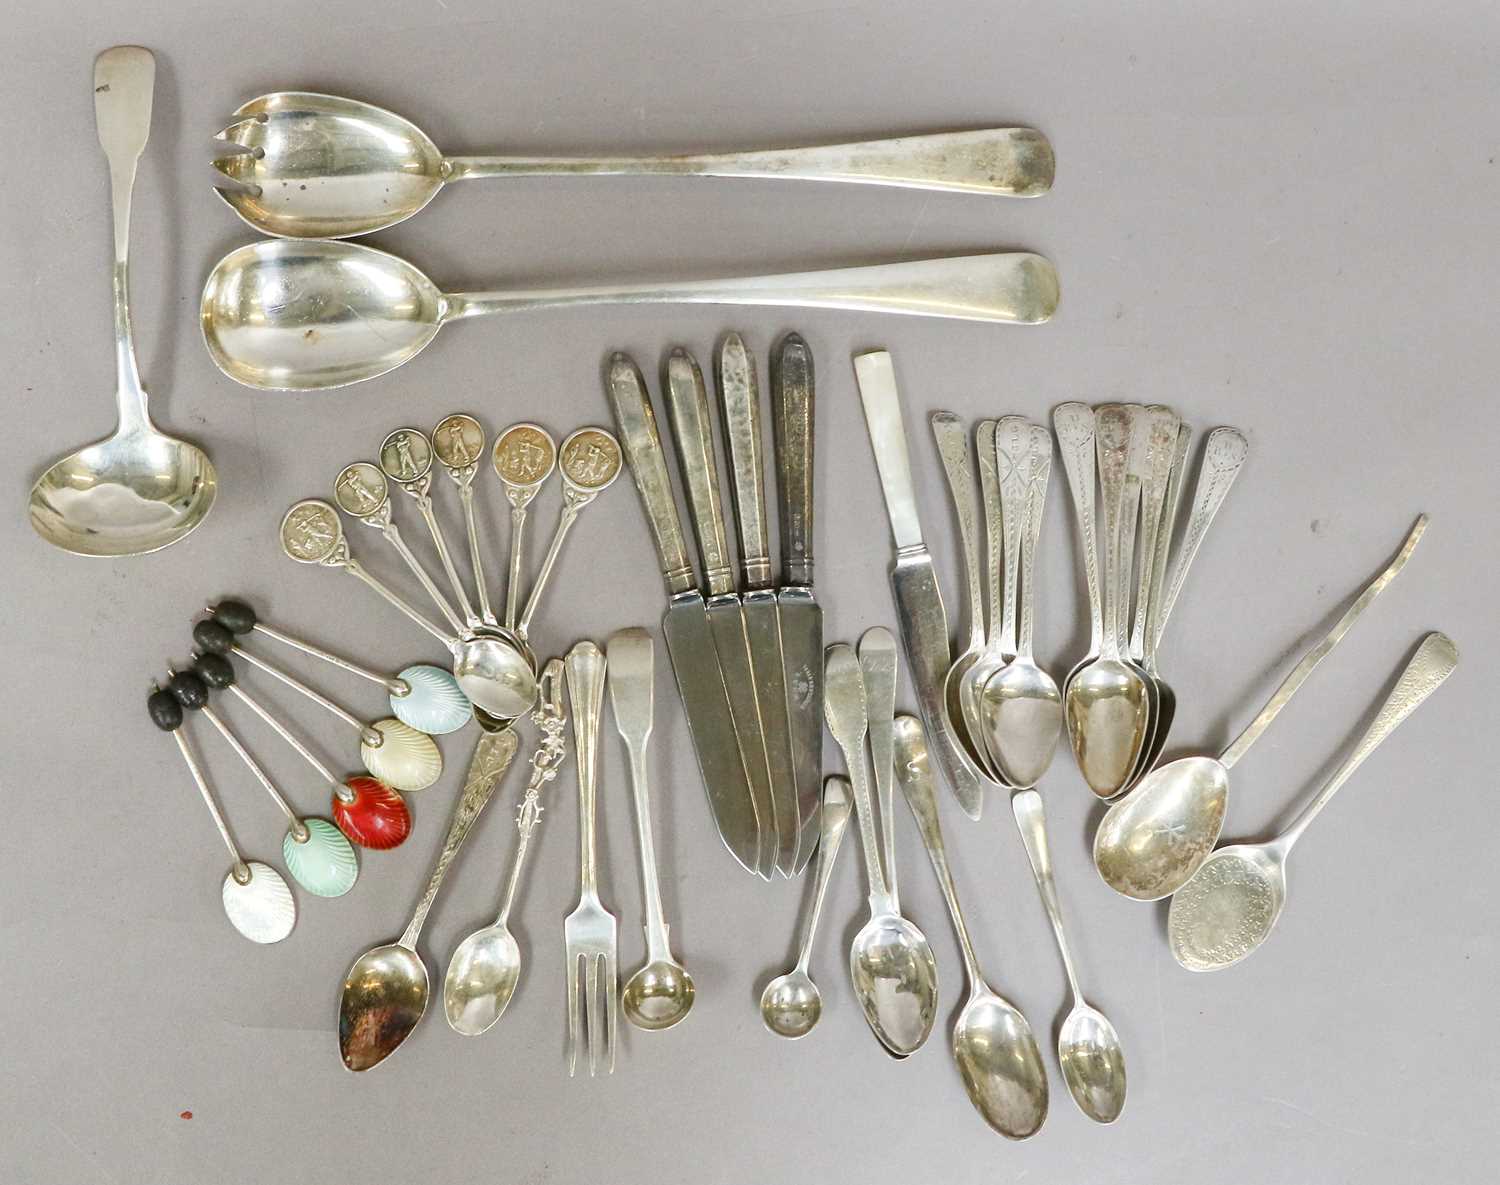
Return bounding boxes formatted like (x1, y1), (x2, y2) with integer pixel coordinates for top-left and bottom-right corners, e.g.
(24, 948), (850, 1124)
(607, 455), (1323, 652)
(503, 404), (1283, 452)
(214, 116), (267, 145)
(585, 954), (603, 1077)
(566, 950), (581, 1077)
(604, 948), (618, 1074)
(210, 171), (262, 200)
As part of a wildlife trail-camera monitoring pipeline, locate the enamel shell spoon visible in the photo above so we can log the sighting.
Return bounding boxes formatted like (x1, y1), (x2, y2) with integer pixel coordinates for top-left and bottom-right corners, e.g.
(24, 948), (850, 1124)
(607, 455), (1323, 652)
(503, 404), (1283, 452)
(1169, 631), (1457, 972)
(1094, 515), (1428, 901)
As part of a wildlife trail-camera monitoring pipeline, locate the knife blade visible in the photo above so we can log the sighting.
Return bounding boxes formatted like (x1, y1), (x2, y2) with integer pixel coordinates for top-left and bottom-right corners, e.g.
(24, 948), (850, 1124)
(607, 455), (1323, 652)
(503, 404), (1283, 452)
(663, 348), (777, 880)
(605, 353), (763, 877)
(770, 332), (823, 874)
(716, 332), (799, 877)
(852, 349), (986, 819)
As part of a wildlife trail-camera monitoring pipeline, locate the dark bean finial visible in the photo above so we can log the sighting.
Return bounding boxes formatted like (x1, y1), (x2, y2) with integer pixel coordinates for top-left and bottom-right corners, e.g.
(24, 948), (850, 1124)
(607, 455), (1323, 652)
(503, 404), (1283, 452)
(192, 619), (235, 655)
(212, 599), (258, 635)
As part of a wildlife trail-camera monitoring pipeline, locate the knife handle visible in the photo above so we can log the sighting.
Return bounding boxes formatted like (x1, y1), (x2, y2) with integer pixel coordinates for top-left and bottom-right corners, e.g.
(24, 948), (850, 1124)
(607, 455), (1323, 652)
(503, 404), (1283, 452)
(606, 353), (699, 598)
(771, 332), (816, 588)
(715, 332), (773, 591)
(853, 350), (923, 551)
(664, 349), (736, 597)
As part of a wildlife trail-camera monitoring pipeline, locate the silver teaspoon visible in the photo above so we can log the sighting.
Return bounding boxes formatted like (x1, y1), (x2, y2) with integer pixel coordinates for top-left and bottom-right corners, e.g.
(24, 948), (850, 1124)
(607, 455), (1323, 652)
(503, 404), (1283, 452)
(894, 717), (1047, 1138)
(432, 414), (498, 627)
(824, 645), (938, 1057)
(492, 423), (558, 631)
(1169, 631), (1457, 972)
(1011, 788), (1126, 1123)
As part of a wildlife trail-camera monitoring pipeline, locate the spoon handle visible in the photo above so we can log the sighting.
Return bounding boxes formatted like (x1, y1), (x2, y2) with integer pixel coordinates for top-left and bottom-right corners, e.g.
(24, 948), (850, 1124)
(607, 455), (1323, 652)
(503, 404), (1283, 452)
(225, 684), (339, 790)
(199, 705), (303, 835)
(975, 421), (1003, 649)
(95, 46), (154, 436)
(495, 662), (568, 927)
(1052, 404), (1103, 659)
(1010, 788), (1085, 1003)
(1219, 515), (1429, 769)
(245, 620), (405, 695)
(444, 127), (1053, 196)
(445, 253), (1058, 327)
(339, 553), (456, 646)
(399, 727), (519, 949)
(456, 478), (496, 625)
(1093, 405), (1131, 660)
(376, 516), (468, 634)
(1129, 407), (1181, 661)
(1274, 632), (1457, 854)
(859, 627), (900, 908)
(412, 486), (482, 629)
(793, 778), (852, 974)
(823, 645), (891, 908)
(230, 643), (376, 746)
(517, 492), (588, 638)
(1155, 427), (1248, 643)
(172, 727), (250, 882)
(1143, 424), (1192, 668)
(1018, 423), (1054, 659)
(995, 417), (1033, 659)
(931, 412), (986, 653)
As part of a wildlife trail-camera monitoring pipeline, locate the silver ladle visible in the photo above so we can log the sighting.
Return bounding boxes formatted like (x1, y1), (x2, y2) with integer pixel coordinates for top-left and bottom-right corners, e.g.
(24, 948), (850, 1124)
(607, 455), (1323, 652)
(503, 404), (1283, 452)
(211, 91), (1055, 239)
(199, 239), (1060, 391)
(30, 47), (216, 556)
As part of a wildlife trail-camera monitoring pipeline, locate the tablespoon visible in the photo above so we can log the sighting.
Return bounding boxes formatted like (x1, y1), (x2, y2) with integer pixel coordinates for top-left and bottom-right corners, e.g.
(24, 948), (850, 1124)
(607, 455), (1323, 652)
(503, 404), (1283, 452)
(824, 645), (938, 1057)
(1169, 631), (1457, 972)
(1011, 788), (1126, 1123)
(1094, 515), (1427, 900)
(30, 47), (216, 556)
(444, 661), (568, 1035)
(211, 91), (1055, 239)
(200, 239), (1060, 391)
(432, 414), (497, 626)
(492, 423), (558, 630)
(893, 716), (1047, 1138)
(761, 777), (853, 1039)
(341, 719), (520, 1071)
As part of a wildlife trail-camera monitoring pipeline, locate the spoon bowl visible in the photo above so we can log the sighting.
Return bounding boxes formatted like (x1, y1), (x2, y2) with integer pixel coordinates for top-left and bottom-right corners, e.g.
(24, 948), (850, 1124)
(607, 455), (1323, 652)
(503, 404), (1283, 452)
(1058, 1001), (1127, 1124)
(760, 970), (823, 1039)
(848, 913), (939, 1057)
(952, 990), (1049, 1139)
(981, 659), (1063, 788)
(1065, 659), (1150, 797)
(338, 942), (428, 1072)
(1093, 756), (1228, 900)
(454, 630), (537, 721)
(621, 958), (696, 1031)
(443, 924), (521, 1037)
(1167, 844), (1285, 972)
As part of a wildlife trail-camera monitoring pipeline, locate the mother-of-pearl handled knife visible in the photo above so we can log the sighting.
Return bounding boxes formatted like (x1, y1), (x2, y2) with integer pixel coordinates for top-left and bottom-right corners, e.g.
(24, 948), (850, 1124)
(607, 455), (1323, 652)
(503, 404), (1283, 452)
(606, 353), (763, 876)
(852, 350), (986, 819)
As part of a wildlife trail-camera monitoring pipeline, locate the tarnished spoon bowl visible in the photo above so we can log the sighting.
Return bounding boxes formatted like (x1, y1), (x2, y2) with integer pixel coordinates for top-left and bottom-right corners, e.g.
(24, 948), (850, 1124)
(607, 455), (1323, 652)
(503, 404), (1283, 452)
(952, 989), (1048, 1139)
(1058, 1002), (1127, 1124)
(760, 970), (823, 1039)
(1064, 658), (1150, 798)
(1092, 756), (1229, 900)
(443, 924), (521, 1037)
(338, 942), (428, 1072)
(849, 914), (938, 1057)
(621, 958), (696, 1031)
(214, 93), (447, 240)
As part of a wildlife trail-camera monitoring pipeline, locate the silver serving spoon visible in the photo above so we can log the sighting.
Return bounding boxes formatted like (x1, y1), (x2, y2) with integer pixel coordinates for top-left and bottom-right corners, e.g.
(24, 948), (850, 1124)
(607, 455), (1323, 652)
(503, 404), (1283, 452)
(200, 239), (1060, 391)
(824, 645), (938, 1057)
(981, 421), (1063, 787)
(30, 47), (216, 556)
(492, 423), (558, 630)
(1094, 515), (1427, 900)
(211, 91), (1055, 239)
(444, 662), (567, 1036)
(1011, 788), (1126, 1123)
(1170, 631), (1457, 971)
(761, 777), (852, 1039)
(894, 717), (1047, 1138)
(340, 720), (519, 1071)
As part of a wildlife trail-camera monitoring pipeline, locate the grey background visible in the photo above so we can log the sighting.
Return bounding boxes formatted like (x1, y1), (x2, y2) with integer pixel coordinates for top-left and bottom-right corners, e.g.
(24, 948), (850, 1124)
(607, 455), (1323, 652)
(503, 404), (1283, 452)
(3, 1), (1495, 1181)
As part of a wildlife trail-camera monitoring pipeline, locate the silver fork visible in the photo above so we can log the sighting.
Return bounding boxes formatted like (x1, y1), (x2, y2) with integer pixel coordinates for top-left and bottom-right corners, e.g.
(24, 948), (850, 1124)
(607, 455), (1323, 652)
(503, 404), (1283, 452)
(563, 639), (617, 1076)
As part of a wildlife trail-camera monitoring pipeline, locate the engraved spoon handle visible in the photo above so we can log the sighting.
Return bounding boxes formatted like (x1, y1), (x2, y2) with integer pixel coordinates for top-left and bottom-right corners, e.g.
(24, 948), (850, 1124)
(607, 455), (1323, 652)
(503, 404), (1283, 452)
(1053, 403), (1102, 659)
(994, 416), (1033, 658)
(1156, 427), (1248, 642)
(1017, 423), (1053, 659)
(1130, 407), (1180, 661)
(1093, 405), (1131, 660)
(1144, 424), (1192, 668)
(975, 420), (1002, 648)
(932, 412), (985, 653)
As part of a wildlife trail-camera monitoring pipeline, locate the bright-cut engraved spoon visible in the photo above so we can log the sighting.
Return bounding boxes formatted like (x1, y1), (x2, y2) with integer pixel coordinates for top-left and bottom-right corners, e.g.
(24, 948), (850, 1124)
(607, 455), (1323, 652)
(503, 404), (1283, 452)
(30, 47), (217, 556)
(200, 239), (1060, 391)
(761, 777), (852, 1039)
(211, 91), (1055, 238)
(894, 716), (1047, 1138)
(444, 661), (568, 1036)
(492, 423), (557, 630)
(824, 645), (938, 1058)
(1095, 515), (1428, 900)
(1053, 403), (1103, 697)
(1011, 788), (1126, 1123)
(1169, 631), (1457, 972)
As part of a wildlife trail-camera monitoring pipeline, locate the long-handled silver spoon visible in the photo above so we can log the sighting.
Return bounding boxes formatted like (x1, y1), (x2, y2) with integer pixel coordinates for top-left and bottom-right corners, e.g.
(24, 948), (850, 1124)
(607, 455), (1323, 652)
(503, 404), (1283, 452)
(824, 645), (938, 1057)
(1011, 788), (1126, 1123)
(444, 661), (568, 1035)
(492, 423), (558, 631)
(1169, 631), (1457, 971)
(761, 777), (853, 1039)
(201, 239), (1060, 391)
(1095, 515), (1428, 900)
(340, 719), (520, 1071)
(894, 716), (1047, 1138)
(212, 91), (1054, 239)
(148, 676), (293, 943)
(30, 47), (216, 555)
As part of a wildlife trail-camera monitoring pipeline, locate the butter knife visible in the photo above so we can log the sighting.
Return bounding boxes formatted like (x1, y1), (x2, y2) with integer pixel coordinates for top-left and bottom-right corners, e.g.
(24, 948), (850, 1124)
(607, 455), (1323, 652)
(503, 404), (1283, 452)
(852, 349), (986, 819)
(605, 353), (763, 877)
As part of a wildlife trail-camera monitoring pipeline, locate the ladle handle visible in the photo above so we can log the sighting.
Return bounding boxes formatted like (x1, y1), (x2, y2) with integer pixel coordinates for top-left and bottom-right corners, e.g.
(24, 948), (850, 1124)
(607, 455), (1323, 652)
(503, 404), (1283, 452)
(443, 127), (1054, 196)
(1010, 788), (1084, 1002)
(1276, 632), (1457, 853)
(95, 46), (155, 436)
(445, 253), (1058, 327)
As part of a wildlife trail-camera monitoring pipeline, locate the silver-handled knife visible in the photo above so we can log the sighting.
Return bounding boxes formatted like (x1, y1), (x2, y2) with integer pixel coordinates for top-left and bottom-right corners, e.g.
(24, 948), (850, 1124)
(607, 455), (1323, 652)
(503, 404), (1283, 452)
(716, 332), (799, 877)
(770, 332), (823, 874)
(663, 348), (778, 880)
(605, 353), (763, 877)
(852, 349), (986, 819)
